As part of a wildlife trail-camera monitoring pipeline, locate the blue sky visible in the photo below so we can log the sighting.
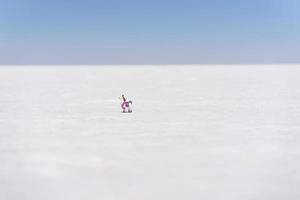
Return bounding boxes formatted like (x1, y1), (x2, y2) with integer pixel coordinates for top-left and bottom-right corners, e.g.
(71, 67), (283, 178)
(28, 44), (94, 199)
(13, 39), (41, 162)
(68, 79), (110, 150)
(0, 0), (299, 64)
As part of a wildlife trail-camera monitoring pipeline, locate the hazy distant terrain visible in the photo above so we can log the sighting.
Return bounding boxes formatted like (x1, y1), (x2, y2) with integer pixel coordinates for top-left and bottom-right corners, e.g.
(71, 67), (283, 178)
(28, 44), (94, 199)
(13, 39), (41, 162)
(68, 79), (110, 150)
(0, 65), (299, 200)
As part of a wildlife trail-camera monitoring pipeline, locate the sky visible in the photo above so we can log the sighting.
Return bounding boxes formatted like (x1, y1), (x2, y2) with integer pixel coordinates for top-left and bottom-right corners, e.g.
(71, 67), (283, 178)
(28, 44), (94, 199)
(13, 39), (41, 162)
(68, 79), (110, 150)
(0, 0), (299, 65)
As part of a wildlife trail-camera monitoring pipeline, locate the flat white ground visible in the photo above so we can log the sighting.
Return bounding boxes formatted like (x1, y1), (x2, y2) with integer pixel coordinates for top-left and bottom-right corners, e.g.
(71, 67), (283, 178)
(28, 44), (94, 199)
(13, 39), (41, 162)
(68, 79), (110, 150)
(0, 65), (299, 200)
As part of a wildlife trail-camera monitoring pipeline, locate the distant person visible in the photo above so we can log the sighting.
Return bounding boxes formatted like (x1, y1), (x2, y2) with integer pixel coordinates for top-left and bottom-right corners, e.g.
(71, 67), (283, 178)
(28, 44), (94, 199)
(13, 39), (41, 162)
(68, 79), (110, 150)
(121, 94), (132, 113)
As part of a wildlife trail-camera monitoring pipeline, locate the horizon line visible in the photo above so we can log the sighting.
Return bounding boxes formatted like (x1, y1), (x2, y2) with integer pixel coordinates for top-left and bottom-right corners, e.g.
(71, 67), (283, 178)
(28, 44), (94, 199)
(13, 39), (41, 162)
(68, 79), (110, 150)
(1, 64), (299, 67)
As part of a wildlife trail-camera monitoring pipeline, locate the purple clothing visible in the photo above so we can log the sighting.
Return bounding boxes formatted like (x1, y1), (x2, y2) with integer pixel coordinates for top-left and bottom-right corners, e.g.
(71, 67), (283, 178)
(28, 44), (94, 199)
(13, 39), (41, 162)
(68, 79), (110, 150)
(121, 101), (129, 109)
